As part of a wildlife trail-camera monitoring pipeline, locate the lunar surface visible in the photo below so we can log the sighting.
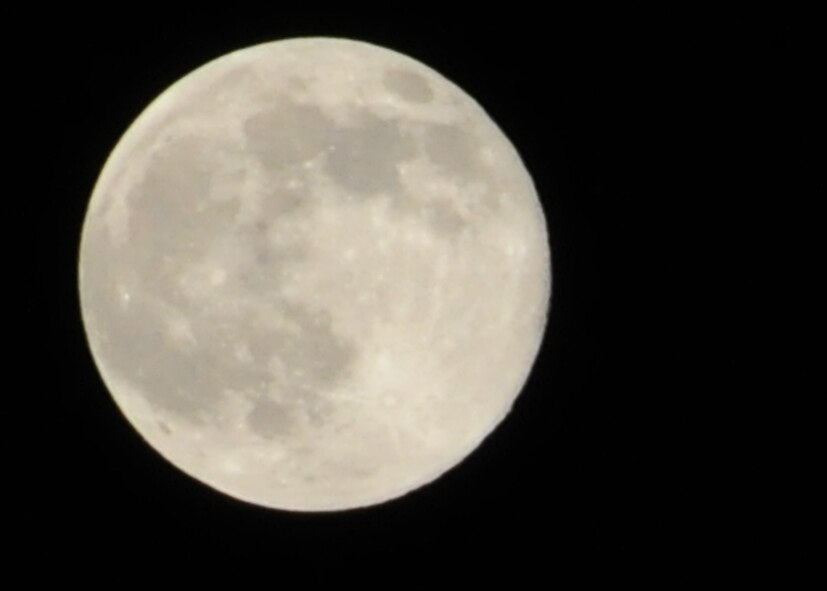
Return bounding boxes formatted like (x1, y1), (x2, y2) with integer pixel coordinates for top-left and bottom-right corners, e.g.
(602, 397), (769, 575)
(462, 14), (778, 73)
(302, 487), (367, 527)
(78, 37), (551, 511)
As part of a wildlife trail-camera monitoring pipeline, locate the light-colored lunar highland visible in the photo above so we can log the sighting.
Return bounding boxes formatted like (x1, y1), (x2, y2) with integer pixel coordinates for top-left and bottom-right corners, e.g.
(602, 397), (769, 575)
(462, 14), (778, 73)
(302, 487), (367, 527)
(78, 37), (551, 511)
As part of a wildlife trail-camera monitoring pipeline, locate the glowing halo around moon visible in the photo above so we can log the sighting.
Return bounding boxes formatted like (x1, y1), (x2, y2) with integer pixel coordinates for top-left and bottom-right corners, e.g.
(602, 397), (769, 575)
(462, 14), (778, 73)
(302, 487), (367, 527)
(78, 37), (551, 511)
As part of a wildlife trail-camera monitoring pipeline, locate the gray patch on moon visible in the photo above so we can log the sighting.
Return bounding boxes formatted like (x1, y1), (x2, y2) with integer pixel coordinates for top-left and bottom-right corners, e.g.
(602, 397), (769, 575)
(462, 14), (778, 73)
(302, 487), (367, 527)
(83, 293), (269, 418)
(423, 202), (467, 236)
(88, 286), (356, 428)
(387, 190), (468, 239)
(230, 222), (307, 295)
(243, 96), (416, 197)
(244, 303), (355, 392)
(82, 124), (359, 429)
(326, 113), (416, 194)
(424, 124), (481, 178)
(258, 180), (308, 220)
(383, 68), (434, 103)
(239, 303), (357, 438)
(244, 99), (334, 168)
(122, 134), (241, 286)
(246, 397), (294, 438)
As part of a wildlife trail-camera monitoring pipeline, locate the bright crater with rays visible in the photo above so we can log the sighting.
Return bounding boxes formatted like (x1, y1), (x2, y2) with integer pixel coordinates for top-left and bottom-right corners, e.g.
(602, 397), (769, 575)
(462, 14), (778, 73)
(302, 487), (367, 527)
(79, 38), (551, 511)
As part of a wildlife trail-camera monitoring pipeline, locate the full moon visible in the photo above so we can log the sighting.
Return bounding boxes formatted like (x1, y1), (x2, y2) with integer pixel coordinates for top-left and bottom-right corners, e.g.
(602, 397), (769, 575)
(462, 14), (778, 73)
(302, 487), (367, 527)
(78, 37), (551, 511)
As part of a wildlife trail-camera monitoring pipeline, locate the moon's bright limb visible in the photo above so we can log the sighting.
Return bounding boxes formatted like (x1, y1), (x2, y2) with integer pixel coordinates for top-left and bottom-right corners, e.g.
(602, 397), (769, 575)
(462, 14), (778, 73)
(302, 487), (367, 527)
(78, 37), (551, 511)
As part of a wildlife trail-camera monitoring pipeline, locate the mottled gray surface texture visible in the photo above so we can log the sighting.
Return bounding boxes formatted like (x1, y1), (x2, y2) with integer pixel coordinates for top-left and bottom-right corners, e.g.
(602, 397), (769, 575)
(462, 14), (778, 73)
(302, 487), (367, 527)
(79, 38), (550, 511)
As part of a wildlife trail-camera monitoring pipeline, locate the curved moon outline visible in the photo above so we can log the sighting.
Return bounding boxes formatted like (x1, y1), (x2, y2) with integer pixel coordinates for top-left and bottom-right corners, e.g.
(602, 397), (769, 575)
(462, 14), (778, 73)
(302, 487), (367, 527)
(78, 37), (552, 511)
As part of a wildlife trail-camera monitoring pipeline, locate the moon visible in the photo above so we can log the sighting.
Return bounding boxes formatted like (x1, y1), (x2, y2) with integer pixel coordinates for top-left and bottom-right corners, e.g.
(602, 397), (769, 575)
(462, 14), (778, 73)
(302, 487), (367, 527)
(78, 37), (551, 511)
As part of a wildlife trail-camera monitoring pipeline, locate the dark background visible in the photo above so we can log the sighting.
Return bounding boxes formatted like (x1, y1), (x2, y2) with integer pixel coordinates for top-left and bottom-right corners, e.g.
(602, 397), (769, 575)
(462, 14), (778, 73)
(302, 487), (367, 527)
(21, 7), (810, 578)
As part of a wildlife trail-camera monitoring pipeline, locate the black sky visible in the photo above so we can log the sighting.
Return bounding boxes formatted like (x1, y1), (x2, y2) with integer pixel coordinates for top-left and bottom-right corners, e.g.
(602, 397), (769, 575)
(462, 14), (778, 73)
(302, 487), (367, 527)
(19, 6), (810, 579)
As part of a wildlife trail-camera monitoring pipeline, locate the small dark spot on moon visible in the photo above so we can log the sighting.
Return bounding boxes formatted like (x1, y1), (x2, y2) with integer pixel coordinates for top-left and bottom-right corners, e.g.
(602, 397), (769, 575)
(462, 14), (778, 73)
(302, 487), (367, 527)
(265, 188), (306, 217)
(246, 398), (293, 439)
(158, 421), (172, 435)
(424, 202), (466, 236)
(254, 248), (270, 265)
(383, 68), (434, 103)
(424, 124), (480, 178)
(286, 76), (308, 93)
